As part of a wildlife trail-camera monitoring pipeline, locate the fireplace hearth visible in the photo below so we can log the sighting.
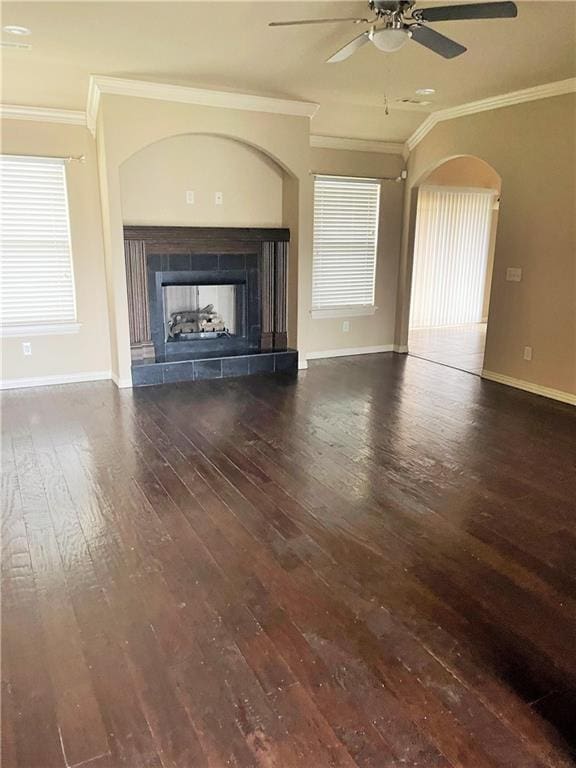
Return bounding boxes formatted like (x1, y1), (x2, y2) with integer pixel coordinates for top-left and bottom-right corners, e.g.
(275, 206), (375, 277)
(124, 226), (297, 386)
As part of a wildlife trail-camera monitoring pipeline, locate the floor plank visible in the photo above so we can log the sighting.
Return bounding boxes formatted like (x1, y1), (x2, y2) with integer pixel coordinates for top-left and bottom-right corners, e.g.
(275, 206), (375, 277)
(1, 354), (575, 767)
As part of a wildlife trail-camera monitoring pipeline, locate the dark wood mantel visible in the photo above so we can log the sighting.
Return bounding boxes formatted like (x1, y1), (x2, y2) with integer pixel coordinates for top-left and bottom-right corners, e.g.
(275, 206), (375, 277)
(124, 226), (290, 250)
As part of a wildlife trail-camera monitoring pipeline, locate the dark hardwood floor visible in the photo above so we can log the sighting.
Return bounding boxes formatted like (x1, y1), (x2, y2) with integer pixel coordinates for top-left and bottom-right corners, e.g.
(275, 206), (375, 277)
(2, 353), (575, 768)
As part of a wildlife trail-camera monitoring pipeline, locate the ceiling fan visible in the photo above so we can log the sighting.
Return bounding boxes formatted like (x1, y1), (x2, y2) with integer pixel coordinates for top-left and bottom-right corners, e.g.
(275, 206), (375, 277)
(269, 1), (518, 61)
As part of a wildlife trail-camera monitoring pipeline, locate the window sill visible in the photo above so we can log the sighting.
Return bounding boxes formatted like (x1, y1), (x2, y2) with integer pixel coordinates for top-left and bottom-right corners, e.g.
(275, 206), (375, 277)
(1, 323), (82, 338)
(311, 306), (378, 320)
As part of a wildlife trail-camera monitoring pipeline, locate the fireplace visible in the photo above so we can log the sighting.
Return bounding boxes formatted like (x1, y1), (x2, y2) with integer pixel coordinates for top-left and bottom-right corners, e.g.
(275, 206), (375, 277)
(124, 227), (297, 385)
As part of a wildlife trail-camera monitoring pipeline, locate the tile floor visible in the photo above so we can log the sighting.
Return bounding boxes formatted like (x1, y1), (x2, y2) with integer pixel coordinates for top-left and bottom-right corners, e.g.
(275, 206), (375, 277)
(408, 322), (487, 375)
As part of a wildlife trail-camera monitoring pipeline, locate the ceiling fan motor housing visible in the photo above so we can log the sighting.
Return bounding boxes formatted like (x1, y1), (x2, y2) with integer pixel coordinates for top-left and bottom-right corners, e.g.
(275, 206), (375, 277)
(370, 1), (414, 15)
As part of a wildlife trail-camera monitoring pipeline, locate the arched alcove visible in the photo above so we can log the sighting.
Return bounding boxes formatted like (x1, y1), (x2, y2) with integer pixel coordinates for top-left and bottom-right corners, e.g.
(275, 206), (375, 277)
(94, 94), (313, 385)
(119, 133), (287, 228)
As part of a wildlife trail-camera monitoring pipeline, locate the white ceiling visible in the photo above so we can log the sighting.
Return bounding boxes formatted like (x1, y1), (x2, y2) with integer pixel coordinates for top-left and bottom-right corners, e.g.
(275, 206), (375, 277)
(2, 1), (575, 141)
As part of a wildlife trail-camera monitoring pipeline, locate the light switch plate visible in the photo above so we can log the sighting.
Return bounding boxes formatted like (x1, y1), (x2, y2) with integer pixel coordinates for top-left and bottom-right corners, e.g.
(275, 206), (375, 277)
(506, 267), (522, 282)
(523, 346), (533, 361)
(342, 321), (350, 333)
(22, 342), (32, 356)
(215, 191), (223, 206)
(185, 191), (195, 204)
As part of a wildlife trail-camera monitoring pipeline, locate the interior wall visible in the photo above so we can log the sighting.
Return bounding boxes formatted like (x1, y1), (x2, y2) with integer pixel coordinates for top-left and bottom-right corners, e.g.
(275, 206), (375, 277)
(96, 94), (313, 383)
(120, 134), (284, 227)
(0, 119), (111, 384)
(308, 147), (405, 354)
(397, 93), (576, 395)
(419, 155), (501, 322)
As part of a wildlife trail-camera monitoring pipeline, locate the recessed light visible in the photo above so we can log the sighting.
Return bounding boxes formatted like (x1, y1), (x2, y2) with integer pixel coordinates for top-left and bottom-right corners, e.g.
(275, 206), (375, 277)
(3, 25), (31, 36)
(415, 88), (436, 96)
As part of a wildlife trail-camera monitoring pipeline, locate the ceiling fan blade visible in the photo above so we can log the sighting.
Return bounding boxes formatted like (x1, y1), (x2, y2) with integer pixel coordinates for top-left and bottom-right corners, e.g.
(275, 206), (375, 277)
(326, 31), (371, 62)
(417, 2), (517, 22)
(410, 25), (467, 58)
(269, 17), (370, 27)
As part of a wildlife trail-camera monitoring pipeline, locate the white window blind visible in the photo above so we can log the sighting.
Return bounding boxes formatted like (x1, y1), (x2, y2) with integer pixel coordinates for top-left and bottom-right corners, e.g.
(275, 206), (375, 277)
(312, 175), (380, 310)
(409, 186), (495, 329)
(0, 155), (77, 328)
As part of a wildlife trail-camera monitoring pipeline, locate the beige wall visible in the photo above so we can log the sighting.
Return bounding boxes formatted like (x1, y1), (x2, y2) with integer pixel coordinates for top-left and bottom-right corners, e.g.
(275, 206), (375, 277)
(308, 147), (405, 354)
(95, 94), (313, 382)
(397, 93), (576, 395)
(1, 119), (111, 383)
(423, 155), (501, 321)
(120, 134), (284, 227)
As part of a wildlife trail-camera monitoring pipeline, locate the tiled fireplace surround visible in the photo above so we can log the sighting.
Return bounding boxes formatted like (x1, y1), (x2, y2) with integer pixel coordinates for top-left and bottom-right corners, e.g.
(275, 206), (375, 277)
(124, 226), (297, 386)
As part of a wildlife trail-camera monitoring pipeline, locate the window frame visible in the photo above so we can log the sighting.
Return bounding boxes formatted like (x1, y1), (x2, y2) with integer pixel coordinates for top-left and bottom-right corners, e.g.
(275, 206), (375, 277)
(311, 173), (381, 320)
(0, 154), (80, 337)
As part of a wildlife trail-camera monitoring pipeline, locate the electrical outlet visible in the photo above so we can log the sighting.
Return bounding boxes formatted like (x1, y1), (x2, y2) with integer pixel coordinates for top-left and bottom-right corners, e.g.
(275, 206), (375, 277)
(215, 191), (223, 206)
(523, 346), (533, 361)
(22, 342), (32, 356)
(185, 191), (195, 204)
(506, 267), (522, 282)
(342, 321), (350, 333)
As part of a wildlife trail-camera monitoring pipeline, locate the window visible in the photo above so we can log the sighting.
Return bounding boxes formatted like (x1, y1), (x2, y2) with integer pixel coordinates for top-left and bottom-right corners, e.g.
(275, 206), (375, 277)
(312, 174), (380, 317)
(0, 155), (78, 334)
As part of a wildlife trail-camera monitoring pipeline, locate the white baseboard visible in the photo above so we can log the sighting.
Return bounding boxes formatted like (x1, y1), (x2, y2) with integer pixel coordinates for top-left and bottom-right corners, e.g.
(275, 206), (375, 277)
(393, 345), (409, 354)
(306, 345), (394, 361)
(0, 370), (111, 390)
(481, 370), (576, 406)
(298, 356), (308, 370)
(111, 371), (133, 389)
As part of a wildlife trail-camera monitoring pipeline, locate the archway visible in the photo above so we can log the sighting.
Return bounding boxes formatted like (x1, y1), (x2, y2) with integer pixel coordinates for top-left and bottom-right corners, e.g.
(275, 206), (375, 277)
(406, 155), (501, 375)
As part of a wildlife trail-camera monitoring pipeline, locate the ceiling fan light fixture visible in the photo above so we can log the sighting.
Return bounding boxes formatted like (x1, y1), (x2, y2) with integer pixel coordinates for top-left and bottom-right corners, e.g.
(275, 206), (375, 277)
(370, 27), (411, 52)
(3, 25), (31, 36)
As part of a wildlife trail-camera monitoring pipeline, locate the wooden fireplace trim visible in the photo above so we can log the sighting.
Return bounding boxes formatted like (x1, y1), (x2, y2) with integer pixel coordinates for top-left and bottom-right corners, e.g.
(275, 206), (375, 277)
(123, 226), (290, 358)
(124, 226), (289, 248)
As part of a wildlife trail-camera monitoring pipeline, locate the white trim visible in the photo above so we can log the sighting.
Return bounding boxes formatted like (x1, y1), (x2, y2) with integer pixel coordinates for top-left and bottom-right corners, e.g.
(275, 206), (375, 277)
(393, 345), (408, 353)
(0, 370), (111, 390)
(298, 356), (308, 370)
(111, 371), (133, 389)
(481, 370), (576, 406)
(406, 78), (576, 152)
(86, 77), (101, 136)
(0, 104), (86, 126)
(310, 135), (405, 155)
(311, 305), (378, 320)
(306, 345), (394, 360)
(1, 323), (82, 338)
(87, 76), (319, 136)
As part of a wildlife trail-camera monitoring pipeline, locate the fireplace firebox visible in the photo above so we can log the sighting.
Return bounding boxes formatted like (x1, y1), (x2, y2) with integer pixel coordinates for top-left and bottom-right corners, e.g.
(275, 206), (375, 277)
(148, 258), (261, 362)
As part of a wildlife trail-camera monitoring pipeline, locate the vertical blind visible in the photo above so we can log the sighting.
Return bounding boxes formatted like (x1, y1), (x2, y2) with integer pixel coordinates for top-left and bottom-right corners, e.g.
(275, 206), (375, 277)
(409, 186), (495, 329)
(312, 175), (380, 309)
(0, 155), (77, 327)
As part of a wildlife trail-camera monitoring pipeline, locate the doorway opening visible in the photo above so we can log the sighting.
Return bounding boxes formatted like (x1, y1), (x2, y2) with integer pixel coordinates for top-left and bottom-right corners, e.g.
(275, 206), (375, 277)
(408, 156), (501, 375)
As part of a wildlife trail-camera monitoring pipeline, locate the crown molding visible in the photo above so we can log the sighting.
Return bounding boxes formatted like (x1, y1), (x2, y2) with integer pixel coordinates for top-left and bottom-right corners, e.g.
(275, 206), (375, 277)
(406, 77), (576, 152)
(0, 104), (86, 126)
(310, 135), (405, 155)
(87, 75), (319, 136)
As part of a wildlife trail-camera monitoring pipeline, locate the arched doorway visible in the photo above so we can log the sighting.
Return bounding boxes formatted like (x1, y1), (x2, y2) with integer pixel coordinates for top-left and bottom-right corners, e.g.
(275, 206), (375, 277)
(407, 155), (501, 375)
